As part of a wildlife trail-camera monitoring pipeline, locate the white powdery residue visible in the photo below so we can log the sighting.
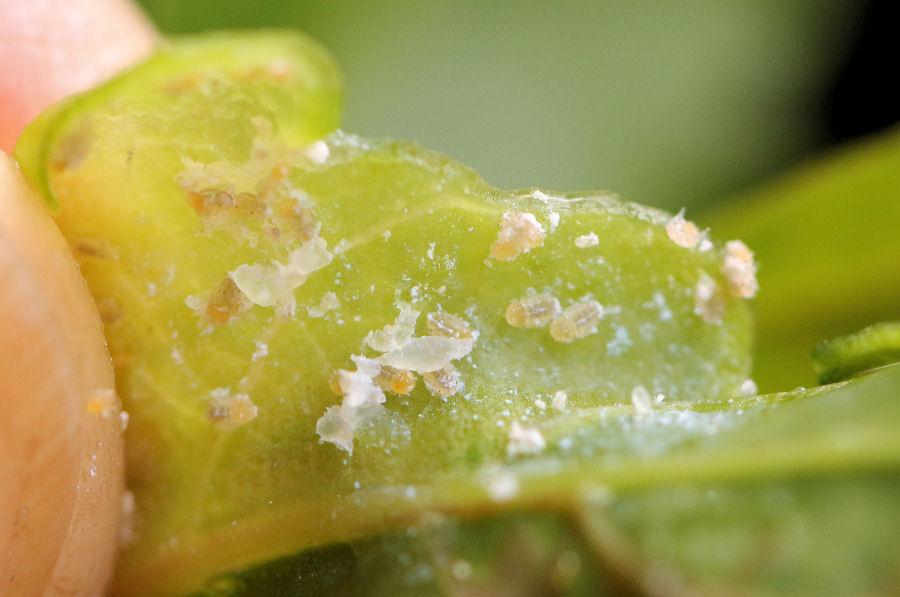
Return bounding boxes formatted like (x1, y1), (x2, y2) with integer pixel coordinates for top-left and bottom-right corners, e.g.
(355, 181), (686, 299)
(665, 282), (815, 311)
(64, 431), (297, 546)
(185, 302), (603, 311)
(251, 341), (269, 361)
(316, 355), (387, 454)
(378, 336), (475, 373)
(644, 291), (673, 322)
(631, 385), (653, 415)
(451, 560), (473, 581)
(606, 326), (633, 356)
(506, 421), (546, 457)
(535, 398), (547, 410)
(574, 232), (599, 248)
(547, 212), (560, 231)
(551, 390), (568, 412)
(185, 294), (205, 314)
(638, 321), (656, 341)
(694, 273), (725, 325)
(230, 262), (305, 307)
(698, 238), (714, 253)
(210, 387), (231, 400)
(365, 302), (420, 352)
(649, 409), (735, 437)
(665, 208), (700, 249)
(163, 265), (176, 286)
(288, 237), (334, 275)
(382, 229), (392, 241)
(308, 291), (341, 318)
(722, 240), (759, 298)
(275, 296), (298, 319)
(426, 242), (436, 260)
(489, 212), (544, 261)
(322, 310), (479, 456)
(738, 379), (758, 397)
(305, 140), (330, 165)
(119, 411), (130, 431)
(341, 355), (385, 408)
(171, 347), (184, 365)
(315, 407), (355, 454)
(332, 239), (349, 255)
(485, 469), (520, 502)
(266, 57), (292, 79)
(230, 237), (332, 308)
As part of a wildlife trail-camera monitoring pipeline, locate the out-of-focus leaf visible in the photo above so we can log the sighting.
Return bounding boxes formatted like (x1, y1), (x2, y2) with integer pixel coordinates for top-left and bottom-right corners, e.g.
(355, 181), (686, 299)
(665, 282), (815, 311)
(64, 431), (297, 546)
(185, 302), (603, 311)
(700, 128), (900, 392)
(15, 31), (755, 597)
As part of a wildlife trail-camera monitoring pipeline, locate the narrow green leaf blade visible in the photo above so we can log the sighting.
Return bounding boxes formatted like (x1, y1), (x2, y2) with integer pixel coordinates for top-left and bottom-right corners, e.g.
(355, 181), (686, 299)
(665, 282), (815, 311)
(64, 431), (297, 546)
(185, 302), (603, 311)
(813, 321), (900, 384)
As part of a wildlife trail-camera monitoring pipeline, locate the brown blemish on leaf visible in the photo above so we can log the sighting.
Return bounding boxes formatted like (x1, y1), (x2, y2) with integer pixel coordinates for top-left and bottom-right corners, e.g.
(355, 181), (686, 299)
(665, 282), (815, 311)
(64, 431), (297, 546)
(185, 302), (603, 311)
(205, 277), (245, 324)
(72, 238), (117, 260)
(51, 123), (92, 171)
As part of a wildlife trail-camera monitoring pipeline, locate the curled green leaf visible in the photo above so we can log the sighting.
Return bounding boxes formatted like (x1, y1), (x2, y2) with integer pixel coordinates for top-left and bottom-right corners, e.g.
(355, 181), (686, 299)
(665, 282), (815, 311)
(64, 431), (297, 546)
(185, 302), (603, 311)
(10, 30), (806, 597)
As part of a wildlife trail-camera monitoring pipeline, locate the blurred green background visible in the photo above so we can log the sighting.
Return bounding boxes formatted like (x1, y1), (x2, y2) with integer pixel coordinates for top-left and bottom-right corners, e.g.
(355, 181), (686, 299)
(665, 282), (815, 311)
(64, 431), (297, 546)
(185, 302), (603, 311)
(134, 0), (887, 212)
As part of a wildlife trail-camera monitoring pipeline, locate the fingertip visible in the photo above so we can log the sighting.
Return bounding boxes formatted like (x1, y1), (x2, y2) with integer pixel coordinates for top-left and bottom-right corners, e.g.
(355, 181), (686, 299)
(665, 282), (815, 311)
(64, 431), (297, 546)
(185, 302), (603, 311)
(0, 153), (124, 595)
(0, 0), (159, 152)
